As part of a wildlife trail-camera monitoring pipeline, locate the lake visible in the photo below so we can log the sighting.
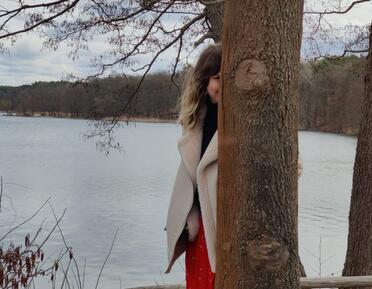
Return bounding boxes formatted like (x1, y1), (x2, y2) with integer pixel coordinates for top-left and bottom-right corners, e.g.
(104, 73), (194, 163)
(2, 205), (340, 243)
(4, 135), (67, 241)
(0, 115), (357, 288)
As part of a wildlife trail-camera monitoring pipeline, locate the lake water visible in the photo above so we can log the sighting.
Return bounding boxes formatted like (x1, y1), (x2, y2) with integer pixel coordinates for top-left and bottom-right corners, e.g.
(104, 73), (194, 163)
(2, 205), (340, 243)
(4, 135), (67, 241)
(0, 115), (357, 288)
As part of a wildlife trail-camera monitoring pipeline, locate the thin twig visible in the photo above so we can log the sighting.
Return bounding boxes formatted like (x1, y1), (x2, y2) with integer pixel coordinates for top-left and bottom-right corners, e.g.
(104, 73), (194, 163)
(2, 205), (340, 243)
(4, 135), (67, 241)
(48, 201), (83, 289)
(0, 197), (51, 242)
(82, 258), (86, 289)
(60, 256), (73, 289)
(94, 227), (119, 289)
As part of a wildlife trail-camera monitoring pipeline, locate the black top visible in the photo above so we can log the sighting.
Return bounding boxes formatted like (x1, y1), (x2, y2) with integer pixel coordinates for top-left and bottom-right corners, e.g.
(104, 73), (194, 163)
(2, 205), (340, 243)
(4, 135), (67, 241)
(201, 97), (218, 159)
(195, 97), (218, 210)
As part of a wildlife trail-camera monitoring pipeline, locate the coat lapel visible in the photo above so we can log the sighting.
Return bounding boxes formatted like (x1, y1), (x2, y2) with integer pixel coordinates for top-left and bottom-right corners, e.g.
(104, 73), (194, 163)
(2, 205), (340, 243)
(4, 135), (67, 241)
(177, 104), (218, 185)
(177, 124), (203, 186)
(177, 129), (218, 184)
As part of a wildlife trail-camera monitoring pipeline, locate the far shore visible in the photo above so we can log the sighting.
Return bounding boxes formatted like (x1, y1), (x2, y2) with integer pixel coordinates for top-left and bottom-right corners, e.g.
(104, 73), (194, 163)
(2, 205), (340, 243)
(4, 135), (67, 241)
(1, 111), (358, 136)
(106, 116), (177, 124)
(1, 111), (178, 124)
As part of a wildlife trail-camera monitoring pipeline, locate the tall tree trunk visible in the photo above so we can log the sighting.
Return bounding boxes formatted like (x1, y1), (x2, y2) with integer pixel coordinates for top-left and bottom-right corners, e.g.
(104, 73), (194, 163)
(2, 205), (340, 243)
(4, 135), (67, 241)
(342, 24), (372, 288)
(215, 0), (304, 288)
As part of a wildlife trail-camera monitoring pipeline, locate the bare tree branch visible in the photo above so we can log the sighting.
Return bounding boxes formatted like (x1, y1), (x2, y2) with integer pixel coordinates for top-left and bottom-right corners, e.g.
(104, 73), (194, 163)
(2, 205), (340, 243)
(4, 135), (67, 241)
(194, 32), (213, 47)
(304, 0), (371, 14)
(170, 32), (183, 96)
(0, 197), (51, 242)
(0, 0), (71, 17)
(0, 0), (81, 40)
(81, 0), (176, 80)
(84, 11), (205, 153)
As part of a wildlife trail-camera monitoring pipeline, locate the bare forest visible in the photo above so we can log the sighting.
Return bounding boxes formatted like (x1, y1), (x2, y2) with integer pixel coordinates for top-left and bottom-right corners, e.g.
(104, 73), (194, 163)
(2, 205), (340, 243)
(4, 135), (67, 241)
(0, 55), (367, 135)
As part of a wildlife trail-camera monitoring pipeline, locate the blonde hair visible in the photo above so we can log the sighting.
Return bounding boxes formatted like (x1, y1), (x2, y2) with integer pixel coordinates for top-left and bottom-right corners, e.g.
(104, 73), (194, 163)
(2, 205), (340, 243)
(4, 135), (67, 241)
(178, 43), (221, 130)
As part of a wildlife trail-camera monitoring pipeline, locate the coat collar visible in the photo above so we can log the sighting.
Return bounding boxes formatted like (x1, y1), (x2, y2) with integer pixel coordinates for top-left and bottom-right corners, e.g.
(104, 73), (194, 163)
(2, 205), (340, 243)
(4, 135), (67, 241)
(177, 105), (218, 186)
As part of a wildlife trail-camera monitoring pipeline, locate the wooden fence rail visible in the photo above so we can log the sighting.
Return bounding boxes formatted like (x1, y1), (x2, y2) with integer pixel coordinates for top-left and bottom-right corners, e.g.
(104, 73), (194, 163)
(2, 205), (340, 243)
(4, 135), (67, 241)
(126, 276), (372, 289)
(301, 276), (372, 288)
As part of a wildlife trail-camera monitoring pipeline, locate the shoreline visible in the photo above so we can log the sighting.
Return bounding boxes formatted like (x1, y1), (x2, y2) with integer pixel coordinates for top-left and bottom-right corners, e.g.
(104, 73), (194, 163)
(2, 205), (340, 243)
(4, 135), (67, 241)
(109, 116), (177, 124)
(1, 112), (178, 124)
(1, 112), (358, 136)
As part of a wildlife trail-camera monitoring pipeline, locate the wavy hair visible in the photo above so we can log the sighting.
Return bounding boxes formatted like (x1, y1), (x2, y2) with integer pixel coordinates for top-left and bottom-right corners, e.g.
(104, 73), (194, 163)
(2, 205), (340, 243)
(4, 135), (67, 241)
(178, 43), (221, 130)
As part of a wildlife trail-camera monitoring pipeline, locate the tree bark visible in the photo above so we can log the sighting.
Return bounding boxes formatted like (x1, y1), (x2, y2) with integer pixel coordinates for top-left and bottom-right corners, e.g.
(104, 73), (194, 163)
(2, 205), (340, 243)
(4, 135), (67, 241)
(204, 2), (224, 42)
(215, 0), (304, 288)
(342, 24), (372, 289)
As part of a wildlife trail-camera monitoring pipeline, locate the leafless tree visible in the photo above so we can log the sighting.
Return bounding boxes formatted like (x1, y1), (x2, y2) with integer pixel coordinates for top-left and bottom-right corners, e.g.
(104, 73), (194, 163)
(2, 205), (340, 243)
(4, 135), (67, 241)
(303, 0), (370, 60)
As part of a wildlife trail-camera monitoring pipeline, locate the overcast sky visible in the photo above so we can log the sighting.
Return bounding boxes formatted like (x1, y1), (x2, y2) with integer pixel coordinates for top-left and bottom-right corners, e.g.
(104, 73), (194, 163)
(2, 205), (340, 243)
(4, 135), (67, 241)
(0, 1), (371, 87)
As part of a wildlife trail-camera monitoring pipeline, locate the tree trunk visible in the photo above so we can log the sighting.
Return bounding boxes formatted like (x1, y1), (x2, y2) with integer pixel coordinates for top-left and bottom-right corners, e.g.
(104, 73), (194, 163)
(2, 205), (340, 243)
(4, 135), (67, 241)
(342, 24), (372, 289)
(204, 2), (224, 42)
(215, 0), (304, 288)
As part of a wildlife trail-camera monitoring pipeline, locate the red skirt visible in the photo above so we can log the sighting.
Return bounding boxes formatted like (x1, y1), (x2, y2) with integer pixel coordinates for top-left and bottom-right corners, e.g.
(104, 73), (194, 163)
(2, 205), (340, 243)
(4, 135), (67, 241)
(185, 213), (215, 289)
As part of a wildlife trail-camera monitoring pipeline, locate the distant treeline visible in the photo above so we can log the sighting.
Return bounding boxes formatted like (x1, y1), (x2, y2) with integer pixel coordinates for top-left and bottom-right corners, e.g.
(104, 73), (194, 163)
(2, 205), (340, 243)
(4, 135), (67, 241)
(299, 55), (366, 135)
(0, 56), (366, 134)
(0, 73), (181, 120)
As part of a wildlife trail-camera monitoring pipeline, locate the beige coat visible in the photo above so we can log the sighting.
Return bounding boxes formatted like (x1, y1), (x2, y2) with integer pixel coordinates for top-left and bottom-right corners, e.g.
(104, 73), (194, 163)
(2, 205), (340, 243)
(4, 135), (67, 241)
(164, 108), (303, 274)
(164, 106), (218, 274)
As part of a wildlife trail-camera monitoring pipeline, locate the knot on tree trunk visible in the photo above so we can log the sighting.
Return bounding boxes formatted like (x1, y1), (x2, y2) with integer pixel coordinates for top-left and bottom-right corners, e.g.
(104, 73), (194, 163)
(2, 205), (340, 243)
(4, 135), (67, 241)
(234, 59), (270, 92)
(246, 236), (289, 271)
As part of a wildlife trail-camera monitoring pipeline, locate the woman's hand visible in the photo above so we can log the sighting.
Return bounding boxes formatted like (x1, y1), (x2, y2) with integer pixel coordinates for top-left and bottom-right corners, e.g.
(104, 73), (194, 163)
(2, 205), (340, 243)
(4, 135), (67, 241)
(185, 201), (200, 242)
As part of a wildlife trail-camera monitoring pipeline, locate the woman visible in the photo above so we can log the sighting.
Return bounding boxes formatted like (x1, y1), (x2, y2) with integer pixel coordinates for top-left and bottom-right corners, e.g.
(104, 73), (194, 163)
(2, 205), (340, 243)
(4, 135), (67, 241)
(164, 43), (221, 289)
(164, 43), (303, 288)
